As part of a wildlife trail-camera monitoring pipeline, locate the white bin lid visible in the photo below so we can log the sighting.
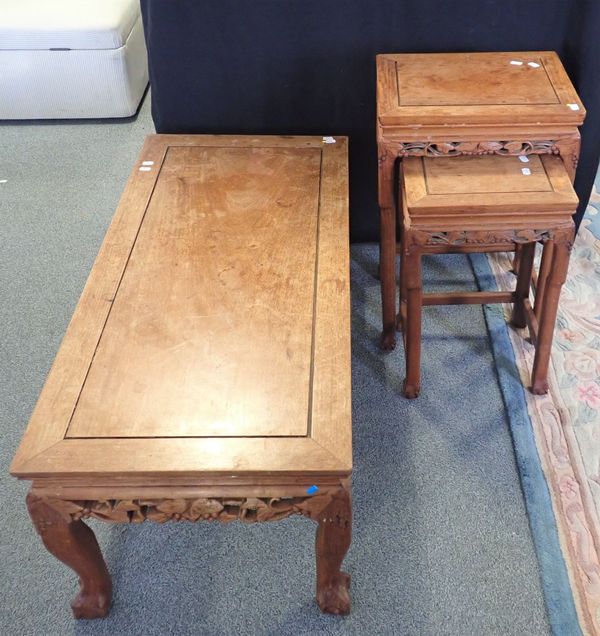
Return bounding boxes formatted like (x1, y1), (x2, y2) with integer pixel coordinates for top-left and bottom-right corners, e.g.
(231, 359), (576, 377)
(0, 0), (139, 50)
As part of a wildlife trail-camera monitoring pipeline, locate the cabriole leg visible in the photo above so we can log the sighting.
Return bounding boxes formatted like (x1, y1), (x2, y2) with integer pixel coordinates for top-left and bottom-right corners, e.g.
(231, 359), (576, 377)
(26, 491), (112, 619)
(314, 487), (352, 615)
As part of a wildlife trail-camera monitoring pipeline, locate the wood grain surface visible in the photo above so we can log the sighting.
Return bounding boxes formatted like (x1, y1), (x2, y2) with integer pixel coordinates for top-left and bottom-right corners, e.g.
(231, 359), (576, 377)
(11, 135), (351, 480)
(377, 51), (585, 127)
(423, 154), (552, 194)
(69, 145), (321, 438)
(402, 154), (578, 219)
(396, 53), (559, 106)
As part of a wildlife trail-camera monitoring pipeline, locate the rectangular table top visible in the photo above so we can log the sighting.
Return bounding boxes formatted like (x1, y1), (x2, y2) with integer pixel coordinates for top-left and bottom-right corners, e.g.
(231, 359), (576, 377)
(377, 51), (585, 128)
(402, 153), (578, 219)
(11, 135), (351, 482)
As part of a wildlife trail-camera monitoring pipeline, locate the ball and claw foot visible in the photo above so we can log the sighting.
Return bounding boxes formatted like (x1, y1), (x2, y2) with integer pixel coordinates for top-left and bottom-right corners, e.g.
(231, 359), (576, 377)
(317, 572), (351, 615)
(380, 330), (396, 351)
(71, 583), (112, 619)
(403, 380), (420, 399)
(531, 379), (549, 395)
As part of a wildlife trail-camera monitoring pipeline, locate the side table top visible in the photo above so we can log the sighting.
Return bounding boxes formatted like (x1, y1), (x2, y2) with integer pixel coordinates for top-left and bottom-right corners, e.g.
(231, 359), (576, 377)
(11, 135), (351, 482)
(401, 154), (578, 220)
(377, 51), (585, 128)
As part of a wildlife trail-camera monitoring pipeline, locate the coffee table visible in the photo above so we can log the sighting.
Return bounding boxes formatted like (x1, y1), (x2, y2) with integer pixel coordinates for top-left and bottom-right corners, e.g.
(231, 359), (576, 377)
(376, 51), (585, 349)
(10, 134), (352, 617)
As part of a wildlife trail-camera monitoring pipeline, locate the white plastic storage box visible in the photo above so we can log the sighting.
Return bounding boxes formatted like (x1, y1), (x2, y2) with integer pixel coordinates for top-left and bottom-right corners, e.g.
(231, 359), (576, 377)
(0, 0), (149, 119)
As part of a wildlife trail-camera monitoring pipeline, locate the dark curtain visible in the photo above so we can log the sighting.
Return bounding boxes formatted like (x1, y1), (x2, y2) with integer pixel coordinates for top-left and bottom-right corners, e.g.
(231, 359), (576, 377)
(141, 0), (600, 242)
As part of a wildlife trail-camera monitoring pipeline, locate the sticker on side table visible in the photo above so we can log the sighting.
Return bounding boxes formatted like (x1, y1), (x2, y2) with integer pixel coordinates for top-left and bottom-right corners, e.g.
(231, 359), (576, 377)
(521, 168), (531, 176)
(567, 103), (580, 111)
(510, 60), (523, 66)
(518, 156), (530, 163)
(139, 166), (152, 172)
(322, 136), (336, 144)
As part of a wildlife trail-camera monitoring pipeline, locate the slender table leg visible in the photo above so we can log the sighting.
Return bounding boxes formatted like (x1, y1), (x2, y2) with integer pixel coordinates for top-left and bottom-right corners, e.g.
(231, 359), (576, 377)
(403, 243), (422, 399)
(534, 241), (553, 318)
(531, 237), (572, 395)
(511, 242), (536, 328)
(530, 136), (579, 316)
(397, 224), (408, 332)
(26, 491), (112, 619)
(511, 245), (522, 275)
(380, 206), (397, 349)
(314, 487), (352, 615)
(378, 145), (397, 350)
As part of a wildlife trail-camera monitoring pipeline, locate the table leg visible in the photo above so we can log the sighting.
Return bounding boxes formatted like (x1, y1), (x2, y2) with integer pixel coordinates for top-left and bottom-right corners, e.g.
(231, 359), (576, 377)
(397, 223), (408, 332)
(534, 241), (553, 318)
(531, 236), (572, 395)
(403, 244), (422, 399)
(378, 145), (397, 350)
(380, 205), (397, 350)
(26, 491), (112, 619)
(529, 135), (579, 318)
(511, 245), (522, 274)
(511, 242), (536, 328)
(314, 487), (352, 615)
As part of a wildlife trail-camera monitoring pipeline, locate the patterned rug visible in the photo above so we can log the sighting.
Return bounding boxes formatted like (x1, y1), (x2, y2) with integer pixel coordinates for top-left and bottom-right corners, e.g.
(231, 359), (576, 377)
(479, 179), (600, 635)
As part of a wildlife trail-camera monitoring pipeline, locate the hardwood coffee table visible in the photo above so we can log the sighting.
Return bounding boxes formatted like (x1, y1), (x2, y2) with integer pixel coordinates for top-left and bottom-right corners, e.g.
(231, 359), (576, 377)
(376, 51), (585, 349)
(10, 134), (352, 618)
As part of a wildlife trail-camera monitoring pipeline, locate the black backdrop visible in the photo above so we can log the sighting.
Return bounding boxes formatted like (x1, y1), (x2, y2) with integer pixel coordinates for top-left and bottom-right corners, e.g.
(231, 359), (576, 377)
(141, 0), (600, 242)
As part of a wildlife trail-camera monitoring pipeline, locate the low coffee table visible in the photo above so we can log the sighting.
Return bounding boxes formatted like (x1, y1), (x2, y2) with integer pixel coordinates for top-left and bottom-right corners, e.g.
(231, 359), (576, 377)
(10, 134), (352, 617)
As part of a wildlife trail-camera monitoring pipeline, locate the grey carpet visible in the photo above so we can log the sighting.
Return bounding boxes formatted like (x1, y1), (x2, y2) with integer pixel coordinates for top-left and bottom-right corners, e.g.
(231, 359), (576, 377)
(0, 95), (550, 635)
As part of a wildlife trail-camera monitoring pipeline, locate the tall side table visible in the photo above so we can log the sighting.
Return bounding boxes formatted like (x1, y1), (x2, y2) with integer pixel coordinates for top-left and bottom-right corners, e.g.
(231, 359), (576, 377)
(376, 51), (585, 350)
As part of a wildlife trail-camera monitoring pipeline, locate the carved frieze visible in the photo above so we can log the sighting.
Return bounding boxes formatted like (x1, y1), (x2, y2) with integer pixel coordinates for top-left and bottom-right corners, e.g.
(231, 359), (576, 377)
(407, 225), (574, 249)
(396, 140), (559, 157)
(28, 493), (349, 526)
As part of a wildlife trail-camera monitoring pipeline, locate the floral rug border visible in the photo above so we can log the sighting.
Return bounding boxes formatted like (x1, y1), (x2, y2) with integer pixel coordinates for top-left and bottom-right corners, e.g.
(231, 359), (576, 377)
(486, 219), (600, 636)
